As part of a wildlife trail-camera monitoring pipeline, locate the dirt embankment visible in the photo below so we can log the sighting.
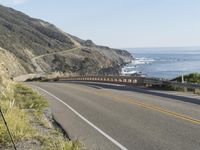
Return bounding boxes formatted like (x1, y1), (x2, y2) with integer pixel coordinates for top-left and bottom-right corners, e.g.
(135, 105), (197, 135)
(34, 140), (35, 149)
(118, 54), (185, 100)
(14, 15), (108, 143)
(0, 47), (27, 77)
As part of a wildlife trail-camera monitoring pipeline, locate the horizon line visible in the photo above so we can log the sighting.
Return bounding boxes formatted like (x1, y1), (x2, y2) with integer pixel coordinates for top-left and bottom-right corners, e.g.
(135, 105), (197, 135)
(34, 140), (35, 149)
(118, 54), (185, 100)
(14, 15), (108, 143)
(120, 45), (200, 50)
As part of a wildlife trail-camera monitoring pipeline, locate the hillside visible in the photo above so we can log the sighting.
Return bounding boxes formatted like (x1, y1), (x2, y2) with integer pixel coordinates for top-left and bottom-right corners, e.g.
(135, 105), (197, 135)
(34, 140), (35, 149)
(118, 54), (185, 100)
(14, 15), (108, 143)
(0, 47), (27, 77)
(0, 5), (133, 77)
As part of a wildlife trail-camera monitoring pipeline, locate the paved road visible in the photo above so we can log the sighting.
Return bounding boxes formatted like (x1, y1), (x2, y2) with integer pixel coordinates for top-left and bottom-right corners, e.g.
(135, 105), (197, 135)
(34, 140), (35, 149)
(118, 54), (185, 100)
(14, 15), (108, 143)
(29, 81), (200, 150)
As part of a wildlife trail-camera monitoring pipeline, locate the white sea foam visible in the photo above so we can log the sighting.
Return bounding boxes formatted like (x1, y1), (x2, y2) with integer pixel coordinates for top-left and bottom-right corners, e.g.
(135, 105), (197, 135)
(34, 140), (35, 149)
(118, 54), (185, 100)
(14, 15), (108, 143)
(133, 57), (155, 65)
(121, 68), (139, 75)
(122, 57), (155, 75)
(122, 50), (200, 78)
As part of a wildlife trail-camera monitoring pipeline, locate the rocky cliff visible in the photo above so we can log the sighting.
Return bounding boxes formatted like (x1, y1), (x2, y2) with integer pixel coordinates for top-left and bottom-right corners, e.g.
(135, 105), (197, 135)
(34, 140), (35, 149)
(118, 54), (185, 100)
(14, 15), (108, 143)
(0, 5), (133, 77)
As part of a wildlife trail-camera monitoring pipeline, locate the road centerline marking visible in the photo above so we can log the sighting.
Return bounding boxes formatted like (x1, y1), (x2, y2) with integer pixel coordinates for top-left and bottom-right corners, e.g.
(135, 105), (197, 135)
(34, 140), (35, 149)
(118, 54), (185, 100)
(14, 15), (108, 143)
(32, 85), (128, 150)
(103, 90), (200, 125)
(65, 83), (200, 125)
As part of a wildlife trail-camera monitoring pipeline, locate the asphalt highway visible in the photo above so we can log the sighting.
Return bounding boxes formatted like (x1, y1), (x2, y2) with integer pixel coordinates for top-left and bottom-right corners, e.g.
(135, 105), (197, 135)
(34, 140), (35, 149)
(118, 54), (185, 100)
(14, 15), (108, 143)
(29, 81), (200, 150)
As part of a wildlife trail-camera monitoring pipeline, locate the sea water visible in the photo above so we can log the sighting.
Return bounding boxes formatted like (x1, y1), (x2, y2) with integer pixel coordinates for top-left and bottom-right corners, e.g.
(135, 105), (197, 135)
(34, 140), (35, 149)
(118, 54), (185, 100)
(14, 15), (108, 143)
(122, 47), (200, 79)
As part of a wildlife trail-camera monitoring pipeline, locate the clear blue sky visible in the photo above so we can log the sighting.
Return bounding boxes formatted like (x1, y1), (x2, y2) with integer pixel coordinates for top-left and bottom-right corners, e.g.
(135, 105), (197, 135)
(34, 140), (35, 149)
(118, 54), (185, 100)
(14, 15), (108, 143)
(1, 0), (200, 48)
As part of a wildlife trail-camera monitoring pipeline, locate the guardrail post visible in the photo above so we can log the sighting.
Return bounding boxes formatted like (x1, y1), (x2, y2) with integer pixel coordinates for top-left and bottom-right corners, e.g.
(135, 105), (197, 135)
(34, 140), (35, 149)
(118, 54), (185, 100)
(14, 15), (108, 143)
(110, 78), (114, 82)
(194, 88), (200, 94)
(183, 87), (188, 92)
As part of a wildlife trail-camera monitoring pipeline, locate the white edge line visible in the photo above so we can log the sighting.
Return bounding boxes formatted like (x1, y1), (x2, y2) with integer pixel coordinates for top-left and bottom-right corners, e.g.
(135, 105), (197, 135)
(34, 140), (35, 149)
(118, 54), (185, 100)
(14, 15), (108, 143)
(31, 85), (128, 150)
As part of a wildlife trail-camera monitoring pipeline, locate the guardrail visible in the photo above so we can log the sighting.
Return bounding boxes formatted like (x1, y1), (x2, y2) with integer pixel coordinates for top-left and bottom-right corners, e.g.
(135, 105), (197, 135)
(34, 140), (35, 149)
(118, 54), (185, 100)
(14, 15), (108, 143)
(60, 76), (145, 85)
(59, 76), (200, 94)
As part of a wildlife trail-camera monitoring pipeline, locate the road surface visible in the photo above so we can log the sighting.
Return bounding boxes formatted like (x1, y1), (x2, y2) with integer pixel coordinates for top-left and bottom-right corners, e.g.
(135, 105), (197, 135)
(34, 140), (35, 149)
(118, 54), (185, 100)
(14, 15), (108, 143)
(29, 81), (200, 150)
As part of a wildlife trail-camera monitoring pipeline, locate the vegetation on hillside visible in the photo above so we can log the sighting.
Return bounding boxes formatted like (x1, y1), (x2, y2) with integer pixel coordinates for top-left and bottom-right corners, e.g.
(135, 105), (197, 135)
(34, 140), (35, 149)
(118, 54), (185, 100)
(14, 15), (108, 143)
(173, 73), (200, 84)
(0, 5), (74, 56)
(0, 47), (27, 77)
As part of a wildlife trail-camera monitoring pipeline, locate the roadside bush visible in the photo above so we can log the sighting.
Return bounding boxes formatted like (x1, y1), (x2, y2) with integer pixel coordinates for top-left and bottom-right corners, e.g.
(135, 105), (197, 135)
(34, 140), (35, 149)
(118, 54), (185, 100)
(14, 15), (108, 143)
(173, 73), (200, 84)
(0, 103), (34, 144)
(0, 81), (35, 145)
(14, 84), (48, 111)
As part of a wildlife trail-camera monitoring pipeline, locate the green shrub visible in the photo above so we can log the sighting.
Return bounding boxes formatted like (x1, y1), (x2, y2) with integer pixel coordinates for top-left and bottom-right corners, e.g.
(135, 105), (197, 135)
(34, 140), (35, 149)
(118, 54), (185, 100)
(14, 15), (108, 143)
(173, 73), (200, 84)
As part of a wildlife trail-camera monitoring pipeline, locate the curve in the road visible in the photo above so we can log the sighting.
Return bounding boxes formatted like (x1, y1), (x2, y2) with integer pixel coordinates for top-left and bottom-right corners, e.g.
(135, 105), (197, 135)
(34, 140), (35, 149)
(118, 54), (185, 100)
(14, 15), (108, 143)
(62, 82), (200, 125)
(29, 82), (200, 150)
(32, 85), (128, 150)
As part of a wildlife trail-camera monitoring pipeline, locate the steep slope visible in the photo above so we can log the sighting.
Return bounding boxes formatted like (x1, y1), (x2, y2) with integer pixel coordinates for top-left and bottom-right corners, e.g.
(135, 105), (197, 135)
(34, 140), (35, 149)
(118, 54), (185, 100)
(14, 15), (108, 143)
(0, 47), (27, 77)
(0, 5), (133, 76)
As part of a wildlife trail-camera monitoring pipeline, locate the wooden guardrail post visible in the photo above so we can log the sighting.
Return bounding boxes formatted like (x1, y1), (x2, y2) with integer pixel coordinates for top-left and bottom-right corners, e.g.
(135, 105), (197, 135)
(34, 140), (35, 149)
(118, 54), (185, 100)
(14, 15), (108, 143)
(183, 87), (188, 92)
(194, 88), (200, 94)
(110, 78), (114, 82)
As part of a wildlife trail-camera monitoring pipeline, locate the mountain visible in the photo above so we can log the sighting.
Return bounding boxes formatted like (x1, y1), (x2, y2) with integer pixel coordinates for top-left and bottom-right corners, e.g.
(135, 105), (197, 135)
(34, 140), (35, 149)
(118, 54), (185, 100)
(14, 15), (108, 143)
(0, 5), (133, 77)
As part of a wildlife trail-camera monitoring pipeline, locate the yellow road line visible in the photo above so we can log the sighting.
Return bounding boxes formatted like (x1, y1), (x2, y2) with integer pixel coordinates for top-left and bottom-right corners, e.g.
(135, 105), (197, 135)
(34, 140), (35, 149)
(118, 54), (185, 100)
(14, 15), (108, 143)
(136, 102), (200, 124)
(65, 83), (200, 125)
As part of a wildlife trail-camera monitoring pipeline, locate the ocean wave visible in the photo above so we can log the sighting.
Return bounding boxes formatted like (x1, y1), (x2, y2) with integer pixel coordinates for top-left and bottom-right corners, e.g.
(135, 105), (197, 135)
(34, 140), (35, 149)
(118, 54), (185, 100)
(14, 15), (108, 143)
(121, 68), (139, 75)
(131, 57), (155, 65)
(158, 58), (186, 62)
(123, 51), (200, 78)
(122, 57), (155, 75)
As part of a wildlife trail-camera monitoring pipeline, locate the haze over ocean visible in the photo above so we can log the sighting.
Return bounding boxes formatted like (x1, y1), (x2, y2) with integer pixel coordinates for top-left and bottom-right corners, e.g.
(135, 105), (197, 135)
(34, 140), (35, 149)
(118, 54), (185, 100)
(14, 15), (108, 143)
(123, 47), (200, 79)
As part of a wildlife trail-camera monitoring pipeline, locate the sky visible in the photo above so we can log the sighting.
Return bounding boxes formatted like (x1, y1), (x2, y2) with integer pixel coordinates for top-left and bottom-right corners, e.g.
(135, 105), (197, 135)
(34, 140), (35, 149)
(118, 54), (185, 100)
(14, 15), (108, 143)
(0, 0), (200, 48)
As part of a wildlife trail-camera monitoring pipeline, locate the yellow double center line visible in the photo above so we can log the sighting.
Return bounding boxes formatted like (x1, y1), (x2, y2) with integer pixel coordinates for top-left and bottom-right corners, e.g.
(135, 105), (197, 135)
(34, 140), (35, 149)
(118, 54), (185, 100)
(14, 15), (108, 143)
(65, 83), (200, 125)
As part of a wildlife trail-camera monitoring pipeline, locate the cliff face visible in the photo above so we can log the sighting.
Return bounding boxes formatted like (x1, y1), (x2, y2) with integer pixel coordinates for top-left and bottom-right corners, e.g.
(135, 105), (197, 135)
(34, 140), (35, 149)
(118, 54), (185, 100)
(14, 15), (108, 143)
(0, 5), (133, 77)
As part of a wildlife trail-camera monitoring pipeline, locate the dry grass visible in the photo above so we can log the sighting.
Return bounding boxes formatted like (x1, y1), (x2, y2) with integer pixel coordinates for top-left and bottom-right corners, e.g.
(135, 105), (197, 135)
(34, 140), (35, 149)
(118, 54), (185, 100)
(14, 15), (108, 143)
(13, 84), (48, 111)
(0, 77), (83, 149)
(0, 103), (34, 144)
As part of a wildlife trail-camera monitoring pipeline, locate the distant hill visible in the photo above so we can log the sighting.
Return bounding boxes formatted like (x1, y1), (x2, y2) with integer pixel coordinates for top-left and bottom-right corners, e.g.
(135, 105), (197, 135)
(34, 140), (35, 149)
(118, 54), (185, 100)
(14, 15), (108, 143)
(0, 5), (133, 77)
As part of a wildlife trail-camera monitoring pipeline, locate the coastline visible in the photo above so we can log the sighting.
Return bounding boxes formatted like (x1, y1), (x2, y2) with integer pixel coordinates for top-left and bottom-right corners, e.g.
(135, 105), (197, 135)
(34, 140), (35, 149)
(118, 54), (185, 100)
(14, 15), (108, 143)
(121, 50), (200, 79)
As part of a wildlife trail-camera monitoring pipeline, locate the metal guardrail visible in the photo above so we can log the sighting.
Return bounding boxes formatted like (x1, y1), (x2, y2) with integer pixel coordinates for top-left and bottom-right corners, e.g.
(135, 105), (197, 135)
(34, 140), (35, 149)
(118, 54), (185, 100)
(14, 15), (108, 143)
(60, 76), (145, 85)
(59, 76), (200, 93)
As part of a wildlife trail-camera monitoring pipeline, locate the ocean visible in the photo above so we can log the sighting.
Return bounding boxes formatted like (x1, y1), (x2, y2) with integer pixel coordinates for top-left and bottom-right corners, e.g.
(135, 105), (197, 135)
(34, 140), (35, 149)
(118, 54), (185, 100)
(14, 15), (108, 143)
(122, 47), (200, 79)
